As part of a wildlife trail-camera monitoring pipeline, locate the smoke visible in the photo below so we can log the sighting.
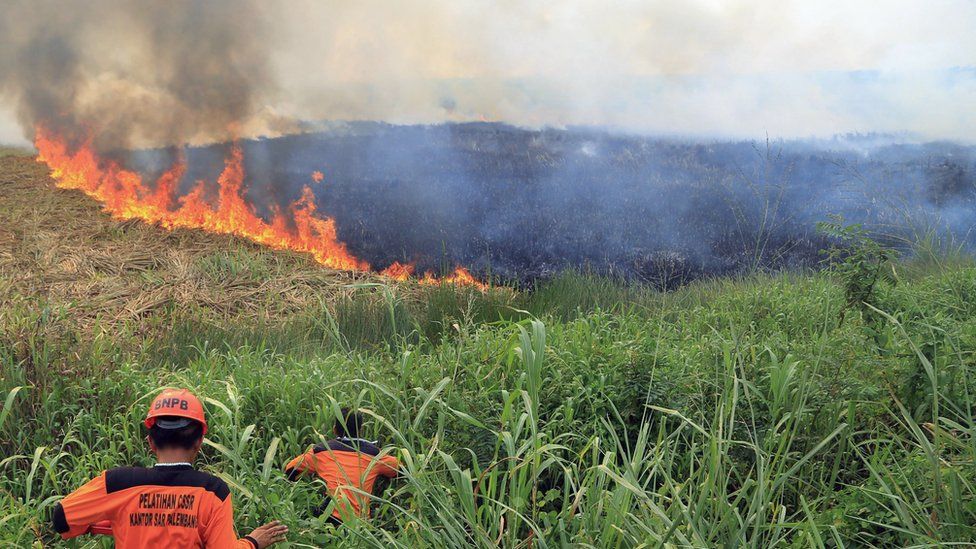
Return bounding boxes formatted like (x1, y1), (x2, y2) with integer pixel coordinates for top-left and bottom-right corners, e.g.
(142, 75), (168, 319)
(3, 2), (972, 289)
(0, 0), (280, 151)
(171, 123), (971, 286)
(268, 0), (976, 141)
(1, 0), (974, 145)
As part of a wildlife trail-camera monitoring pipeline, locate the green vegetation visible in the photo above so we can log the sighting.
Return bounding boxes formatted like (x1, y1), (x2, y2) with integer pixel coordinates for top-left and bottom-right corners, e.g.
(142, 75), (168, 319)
(2, 155), (975, 547)
(2, 252), (976, 547)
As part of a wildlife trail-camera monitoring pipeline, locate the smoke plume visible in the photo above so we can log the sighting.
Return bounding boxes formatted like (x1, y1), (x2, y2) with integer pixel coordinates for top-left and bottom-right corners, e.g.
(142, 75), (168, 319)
(269, 0), (975, 141)
(0, 0), (278, 150)
(1, 1), (974, 145)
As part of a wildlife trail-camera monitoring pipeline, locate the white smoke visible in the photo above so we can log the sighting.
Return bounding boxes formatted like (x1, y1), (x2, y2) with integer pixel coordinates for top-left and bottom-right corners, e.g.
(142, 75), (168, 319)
(1, 0), (974, 146)
(267, 0), (976, 140)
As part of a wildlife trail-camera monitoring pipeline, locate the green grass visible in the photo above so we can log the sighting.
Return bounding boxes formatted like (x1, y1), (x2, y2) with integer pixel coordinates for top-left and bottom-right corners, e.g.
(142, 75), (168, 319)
(2, 260), (976, 547)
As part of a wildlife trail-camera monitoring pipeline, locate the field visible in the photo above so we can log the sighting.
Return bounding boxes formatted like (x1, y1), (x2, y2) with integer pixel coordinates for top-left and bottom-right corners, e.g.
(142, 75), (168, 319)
(2, 150), (976, 547)
(130, 124), (976, 286)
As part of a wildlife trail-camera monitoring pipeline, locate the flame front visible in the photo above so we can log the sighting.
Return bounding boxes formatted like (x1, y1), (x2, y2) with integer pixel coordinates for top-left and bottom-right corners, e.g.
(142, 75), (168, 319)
(380, 261), (415, 281)
(34, 127), (487, 289)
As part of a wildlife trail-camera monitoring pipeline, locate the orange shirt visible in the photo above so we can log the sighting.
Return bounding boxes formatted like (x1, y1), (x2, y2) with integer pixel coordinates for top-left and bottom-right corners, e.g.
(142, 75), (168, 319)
(285, 438), (399, 520)
(53, 464), (257, 548)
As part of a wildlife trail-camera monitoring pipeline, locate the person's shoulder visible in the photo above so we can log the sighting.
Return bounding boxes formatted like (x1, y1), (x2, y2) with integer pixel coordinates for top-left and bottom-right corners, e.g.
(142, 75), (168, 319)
(104, 466), (230, 500)
(171, 468), (231, 500)
(103, 465), (151, 493)
(318, 437), (383, 456)
(312, 440), (347, 454)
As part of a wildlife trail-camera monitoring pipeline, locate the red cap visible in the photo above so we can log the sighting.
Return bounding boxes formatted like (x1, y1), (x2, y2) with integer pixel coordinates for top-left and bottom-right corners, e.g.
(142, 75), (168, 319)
(144, 389), (208, 435)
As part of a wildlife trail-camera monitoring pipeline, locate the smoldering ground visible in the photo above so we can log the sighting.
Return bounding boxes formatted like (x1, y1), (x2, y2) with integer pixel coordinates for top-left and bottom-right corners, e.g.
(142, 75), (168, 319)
(1, 2), (973, 285)
(128, 123), (976, 286)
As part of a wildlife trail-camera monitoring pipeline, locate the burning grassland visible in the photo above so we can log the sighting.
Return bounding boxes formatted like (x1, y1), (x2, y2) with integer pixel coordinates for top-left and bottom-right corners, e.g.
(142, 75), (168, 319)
(32, 128), (489, 290)
(34, 127), (367, 272)
(0, 151), (509, 340)
(20, 122), (976, 294)
(60, 122), (974, 289)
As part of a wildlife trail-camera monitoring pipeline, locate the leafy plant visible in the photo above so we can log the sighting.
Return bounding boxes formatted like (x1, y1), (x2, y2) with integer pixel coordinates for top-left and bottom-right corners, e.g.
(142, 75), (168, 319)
(818, 215), (900, 321)
(3, 258), (976, 547)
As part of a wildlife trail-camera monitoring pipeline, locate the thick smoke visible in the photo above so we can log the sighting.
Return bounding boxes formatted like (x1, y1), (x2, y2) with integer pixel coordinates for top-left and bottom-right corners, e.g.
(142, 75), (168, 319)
(268, 0), (976, 141)
(130, 123), (975, 286)
(0, 1), (974, 144)
(0, 0), (279, 150)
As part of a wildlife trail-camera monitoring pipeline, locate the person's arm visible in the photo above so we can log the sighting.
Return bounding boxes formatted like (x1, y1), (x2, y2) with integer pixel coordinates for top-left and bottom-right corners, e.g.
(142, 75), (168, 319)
(376, 454), (400, 478)
(52, 473), (115, 539)
(202, 493), (287, 549)
(284, 449), (317, 481)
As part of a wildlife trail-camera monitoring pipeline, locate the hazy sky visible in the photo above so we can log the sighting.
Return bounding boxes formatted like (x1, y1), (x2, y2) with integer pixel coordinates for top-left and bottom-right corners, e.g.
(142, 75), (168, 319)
(2, 0), (974, 146)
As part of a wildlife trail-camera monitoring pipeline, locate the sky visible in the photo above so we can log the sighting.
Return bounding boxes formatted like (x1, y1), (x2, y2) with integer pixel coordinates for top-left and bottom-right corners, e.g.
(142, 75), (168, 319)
(1, 0), (974, 146)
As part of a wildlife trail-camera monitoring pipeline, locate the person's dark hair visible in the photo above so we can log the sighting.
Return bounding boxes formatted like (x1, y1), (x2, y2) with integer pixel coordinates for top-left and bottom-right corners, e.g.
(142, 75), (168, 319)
(148, 417), (204, 450)
(335, 408), (363, 439)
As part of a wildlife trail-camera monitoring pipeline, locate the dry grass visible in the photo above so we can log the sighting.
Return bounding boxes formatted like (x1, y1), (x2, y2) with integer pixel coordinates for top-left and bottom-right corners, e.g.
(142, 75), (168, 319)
(0, 152), (381, 332)
(0, 146), (30, 158)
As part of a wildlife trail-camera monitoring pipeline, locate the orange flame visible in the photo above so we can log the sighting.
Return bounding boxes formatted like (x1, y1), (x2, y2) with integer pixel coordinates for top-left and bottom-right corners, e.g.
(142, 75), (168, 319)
(380, 261), (415, 281)
(311, 170), (324, 183)
(419, 266), (485, 288)
(35, 127), (366, 271)
(34, 127), (488, 289)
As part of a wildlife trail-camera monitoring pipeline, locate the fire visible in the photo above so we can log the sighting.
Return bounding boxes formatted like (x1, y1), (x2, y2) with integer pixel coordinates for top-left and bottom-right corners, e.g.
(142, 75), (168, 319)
(34, 127), (488, 289)
(379, 262), (487, 289)
(380, 261), (415, 281)
(419, 266), (484, 288)
(35, 127), (366, 271)
(311, 170), (324, 183)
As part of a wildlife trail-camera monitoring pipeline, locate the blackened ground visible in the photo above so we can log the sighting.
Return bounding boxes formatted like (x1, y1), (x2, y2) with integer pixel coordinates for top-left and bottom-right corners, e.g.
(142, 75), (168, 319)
(125, 123), (976, 288)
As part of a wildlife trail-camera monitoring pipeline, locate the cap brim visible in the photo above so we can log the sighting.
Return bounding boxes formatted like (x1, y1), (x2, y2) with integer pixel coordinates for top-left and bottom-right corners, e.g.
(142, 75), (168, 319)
(153, 417), (194, 430)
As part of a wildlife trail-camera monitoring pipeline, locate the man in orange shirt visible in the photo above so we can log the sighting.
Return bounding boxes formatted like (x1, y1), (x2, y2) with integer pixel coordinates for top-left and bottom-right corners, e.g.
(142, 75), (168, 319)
(52, 388), (288, 548)
(285, 408), (399, 524)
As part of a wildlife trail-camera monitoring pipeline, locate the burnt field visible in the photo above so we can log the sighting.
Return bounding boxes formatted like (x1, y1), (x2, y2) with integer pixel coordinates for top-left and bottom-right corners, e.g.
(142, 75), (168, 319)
(129, 122), (976, 287)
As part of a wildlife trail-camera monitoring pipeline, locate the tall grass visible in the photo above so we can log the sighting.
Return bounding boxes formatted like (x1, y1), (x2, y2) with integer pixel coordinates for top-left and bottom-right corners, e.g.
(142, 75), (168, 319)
(2, 262), (975, 547)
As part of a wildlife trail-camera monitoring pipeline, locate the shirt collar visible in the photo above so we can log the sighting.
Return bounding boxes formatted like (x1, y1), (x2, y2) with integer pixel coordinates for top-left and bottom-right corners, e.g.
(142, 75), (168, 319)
(154, 462), (193, 469)
(337, 436), (378, 445)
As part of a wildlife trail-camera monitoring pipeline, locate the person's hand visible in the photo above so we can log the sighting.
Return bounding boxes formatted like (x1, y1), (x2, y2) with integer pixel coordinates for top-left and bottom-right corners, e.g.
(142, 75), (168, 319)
(246, 520), (288, 548)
